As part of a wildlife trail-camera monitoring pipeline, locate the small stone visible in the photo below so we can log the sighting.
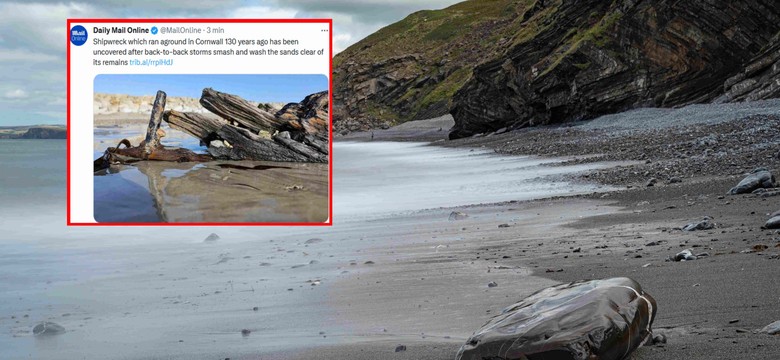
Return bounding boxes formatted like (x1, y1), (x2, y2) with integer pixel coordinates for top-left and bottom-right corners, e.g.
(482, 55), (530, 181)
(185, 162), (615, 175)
(652, 334), (667, 345)
(729, 319), (740, 324)
(646, 178), (657, 187)
(682, 216), (715, 231)
(395, 345), (407, 352)
(304, 238), (323, 244)
(752, 244), (769, 252)
(573, 247), (581, 253)
(203, 233), (220, 242)
(764, 215), (780, 229)
(241, 329), (251, 336)
(498, 223), (510, 228)
(671, 249), (697, 261)
(32, 322), (65, 336)
(448, 211), (468, 221)
(760, 320), (780, 335)
(252, 307), (259, 311)
(487, 281), (498, 288)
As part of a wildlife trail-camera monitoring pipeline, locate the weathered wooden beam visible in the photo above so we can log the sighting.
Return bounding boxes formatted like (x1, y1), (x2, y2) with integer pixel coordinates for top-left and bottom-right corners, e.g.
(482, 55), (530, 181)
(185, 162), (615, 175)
(303, 134), (329, 155)
(164, 110), (226, 141)
(143, 90), (167, 157)
(209, 125), (321, 162)
(273, 132), (327, 162)
(200, 88), (283, 134)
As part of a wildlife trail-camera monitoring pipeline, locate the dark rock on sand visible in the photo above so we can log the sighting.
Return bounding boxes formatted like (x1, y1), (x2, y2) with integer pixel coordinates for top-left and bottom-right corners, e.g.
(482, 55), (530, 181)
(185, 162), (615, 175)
(763, 215), (780, 229)
(682, 216), (715, 231)
(304, 238), (323, 245)
(203, 233), (220, 242)
(667, 177), (682, 184)
(728, 168), (776, 195)
(487, 281), (498, 288)
(394, 344), (407, 353)
(448, 211), (468, 221)
(646, 178), (657, 187)
(457, 277), (656, 360)
(241, 329), (251, 336)
(33, 322), (66, 336)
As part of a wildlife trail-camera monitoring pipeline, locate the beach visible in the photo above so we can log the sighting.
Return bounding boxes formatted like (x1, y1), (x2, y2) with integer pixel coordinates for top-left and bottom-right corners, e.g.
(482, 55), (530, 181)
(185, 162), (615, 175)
(2, 102), (780, 359)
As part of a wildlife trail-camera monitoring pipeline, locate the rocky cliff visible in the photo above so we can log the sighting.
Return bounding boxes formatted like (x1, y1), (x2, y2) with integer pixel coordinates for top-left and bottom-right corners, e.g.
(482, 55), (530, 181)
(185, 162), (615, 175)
(449, 0), (780, 138)
(333, 0), (780, 137)
(333, 0), (525, 133)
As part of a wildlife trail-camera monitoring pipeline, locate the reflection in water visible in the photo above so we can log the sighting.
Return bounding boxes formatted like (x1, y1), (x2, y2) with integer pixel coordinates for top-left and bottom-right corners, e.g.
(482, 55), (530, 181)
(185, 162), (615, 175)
(94, 160), (328, 223)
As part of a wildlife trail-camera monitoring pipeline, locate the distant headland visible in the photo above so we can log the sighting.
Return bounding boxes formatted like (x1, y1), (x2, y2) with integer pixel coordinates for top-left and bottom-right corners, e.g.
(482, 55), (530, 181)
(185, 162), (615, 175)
(0, 125), (66, 139)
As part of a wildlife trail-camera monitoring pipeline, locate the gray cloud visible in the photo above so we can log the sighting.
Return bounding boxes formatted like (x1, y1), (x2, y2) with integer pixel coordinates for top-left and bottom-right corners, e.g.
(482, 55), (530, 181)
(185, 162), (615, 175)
(0, 0), (461, 125)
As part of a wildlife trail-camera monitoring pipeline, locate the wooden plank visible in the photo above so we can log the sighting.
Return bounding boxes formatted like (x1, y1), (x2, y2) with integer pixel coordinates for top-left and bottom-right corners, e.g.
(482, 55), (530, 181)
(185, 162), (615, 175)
(200, 88), (283, 133)
(143, 90), (167, 157)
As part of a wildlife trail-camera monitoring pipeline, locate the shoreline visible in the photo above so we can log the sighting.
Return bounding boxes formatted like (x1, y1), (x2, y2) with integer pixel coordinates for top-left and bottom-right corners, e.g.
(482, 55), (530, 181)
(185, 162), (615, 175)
(263, 179), (780, 360)
(276, 111), (780, 359)
(4, 106), (779, 359)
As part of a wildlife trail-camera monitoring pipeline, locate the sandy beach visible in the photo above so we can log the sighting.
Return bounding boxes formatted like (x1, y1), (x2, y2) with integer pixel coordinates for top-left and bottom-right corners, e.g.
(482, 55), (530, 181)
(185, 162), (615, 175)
(3, 103), (780, 359)
(316, 104), (780, 359)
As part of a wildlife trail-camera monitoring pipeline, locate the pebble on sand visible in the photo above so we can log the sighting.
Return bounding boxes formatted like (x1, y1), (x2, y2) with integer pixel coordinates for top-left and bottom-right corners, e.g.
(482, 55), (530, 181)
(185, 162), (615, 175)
(760, 320), (780, 335)
(646, 178), (657, 187)
(670, 249), (697, 261)
(448, 211), (468, 221)
(727, 168), (776, 195)
(682, 216), (715, 231)
(32, 322), (66, 336)
(203, 233), (220, 242)
(763, 214), (780, 229)
(395, 345), (407, 352)
(488, 281), (498, 288)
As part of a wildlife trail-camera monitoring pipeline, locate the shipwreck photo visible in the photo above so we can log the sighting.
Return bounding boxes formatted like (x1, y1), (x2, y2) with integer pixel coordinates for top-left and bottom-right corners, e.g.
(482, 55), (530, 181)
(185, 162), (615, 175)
(91, 74), (329, 223)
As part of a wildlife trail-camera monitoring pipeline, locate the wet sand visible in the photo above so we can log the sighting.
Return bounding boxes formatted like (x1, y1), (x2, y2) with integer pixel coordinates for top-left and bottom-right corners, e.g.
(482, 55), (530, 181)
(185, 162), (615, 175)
(263, 180), (780, 360)
(275, 110), (780, 359)
(4, 108), (780, 359)
(92, 115), (329, 223)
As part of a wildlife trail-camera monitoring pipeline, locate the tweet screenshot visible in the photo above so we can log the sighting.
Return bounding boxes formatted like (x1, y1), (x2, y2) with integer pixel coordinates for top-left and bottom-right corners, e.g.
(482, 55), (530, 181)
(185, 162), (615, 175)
(67, 19), (332, 226)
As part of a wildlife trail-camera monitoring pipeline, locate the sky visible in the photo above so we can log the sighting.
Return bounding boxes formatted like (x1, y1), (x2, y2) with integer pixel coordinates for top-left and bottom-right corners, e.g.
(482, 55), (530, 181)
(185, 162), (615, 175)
(0, 0), (462, 126)
(95, 74), (328, 103)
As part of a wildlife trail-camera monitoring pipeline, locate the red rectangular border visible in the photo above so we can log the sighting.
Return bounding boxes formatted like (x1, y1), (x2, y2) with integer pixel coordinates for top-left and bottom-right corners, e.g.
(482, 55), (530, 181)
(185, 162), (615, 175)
(67, 18), (333, 227)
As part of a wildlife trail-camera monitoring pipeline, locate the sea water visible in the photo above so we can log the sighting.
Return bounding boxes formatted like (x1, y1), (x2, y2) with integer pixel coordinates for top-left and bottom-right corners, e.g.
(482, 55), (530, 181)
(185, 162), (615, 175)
(0, 139), (613, 359)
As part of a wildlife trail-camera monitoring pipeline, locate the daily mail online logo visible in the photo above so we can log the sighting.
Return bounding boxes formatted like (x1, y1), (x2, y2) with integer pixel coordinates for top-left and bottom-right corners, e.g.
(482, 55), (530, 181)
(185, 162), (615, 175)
(70, 25), (88, 46)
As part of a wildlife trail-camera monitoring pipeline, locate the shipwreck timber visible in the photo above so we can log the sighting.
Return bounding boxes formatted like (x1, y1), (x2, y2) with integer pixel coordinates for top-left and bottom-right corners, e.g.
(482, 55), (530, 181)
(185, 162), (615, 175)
(93, 88), (329, 172)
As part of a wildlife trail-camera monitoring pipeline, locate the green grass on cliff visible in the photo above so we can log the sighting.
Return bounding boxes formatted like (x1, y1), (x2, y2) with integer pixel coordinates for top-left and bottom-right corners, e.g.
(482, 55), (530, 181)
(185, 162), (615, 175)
(335, 0), (537, 122)
(334, 0), (625, 124)
(336, 0), (525, 66)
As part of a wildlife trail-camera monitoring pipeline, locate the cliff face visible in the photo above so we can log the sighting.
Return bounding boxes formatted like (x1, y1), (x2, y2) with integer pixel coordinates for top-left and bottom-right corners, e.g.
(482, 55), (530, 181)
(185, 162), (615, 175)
(333, 0), (780, 137)
(333, 0), (525, 133)
(449, 0), (780, 138)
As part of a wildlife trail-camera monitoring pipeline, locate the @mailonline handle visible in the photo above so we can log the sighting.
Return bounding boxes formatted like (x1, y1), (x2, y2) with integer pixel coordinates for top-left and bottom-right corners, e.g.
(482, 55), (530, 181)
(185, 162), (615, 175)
(70, 25), (88, 46)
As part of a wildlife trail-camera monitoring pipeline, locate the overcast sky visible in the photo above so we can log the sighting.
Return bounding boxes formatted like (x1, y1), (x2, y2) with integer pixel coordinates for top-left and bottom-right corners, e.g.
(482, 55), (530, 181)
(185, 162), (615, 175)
(0, 0), (461, 126)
